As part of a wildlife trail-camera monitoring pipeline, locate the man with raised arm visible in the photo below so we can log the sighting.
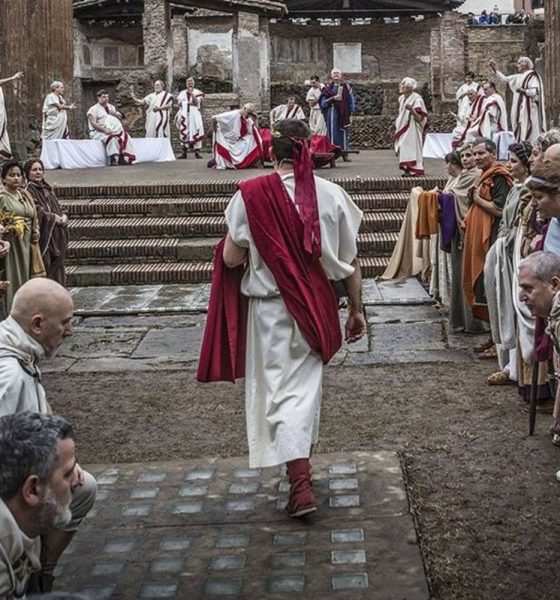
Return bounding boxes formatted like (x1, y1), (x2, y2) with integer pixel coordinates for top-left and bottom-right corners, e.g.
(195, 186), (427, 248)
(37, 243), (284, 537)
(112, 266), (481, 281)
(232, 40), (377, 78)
(130, 80), (173, 139)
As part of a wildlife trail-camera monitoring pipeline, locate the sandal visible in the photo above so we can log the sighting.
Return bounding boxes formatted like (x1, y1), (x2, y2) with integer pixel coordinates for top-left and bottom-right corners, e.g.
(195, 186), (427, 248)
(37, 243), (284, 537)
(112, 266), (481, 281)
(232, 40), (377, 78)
(477, 346), (497, 359)
(487, 370), (516, 385)
(474, 338), (494, 353)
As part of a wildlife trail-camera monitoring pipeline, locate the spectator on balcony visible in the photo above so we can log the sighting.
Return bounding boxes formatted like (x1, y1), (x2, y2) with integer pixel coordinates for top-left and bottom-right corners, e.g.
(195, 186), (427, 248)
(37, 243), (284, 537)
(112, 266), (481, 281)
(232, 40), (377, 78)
(488, 11), (501, 24)
(506, 9), (530, 24)
(478, 10), (490, 25)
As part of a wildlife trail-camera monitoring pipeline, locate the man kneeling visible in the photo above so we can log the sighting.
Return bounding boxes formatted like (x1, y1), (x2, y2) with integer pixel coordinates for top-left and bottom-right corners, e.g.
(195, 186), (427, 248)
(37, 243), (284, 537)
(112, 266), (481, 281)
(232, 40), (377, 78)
(0, 412), (82, 598)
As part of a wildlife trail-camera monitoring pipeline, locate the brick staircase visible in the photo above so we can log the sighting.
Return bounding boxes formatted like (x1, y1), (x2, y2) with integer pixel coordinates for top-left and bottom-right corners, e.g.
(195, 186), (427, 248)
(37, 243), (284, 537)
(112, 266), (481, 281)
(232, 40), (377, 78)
(57, 176), (445, 287)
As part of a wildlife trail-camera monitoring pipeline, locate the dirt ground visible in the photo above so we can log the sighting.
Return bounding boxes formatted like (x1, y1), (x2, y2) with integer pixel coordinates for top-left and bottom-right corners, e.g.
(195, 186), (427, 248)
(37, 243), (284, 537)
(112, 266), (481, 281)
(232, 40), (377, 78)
(46, 361), (560, 600)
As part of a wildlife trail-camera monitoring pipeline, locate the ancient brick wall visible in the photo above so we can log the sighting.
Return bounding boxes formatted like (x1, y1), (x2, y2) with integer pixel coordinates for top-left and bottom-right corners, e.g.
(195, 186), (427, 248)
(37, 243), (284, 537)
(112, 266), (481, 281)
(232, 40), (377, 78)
(269, 19), (435, 84)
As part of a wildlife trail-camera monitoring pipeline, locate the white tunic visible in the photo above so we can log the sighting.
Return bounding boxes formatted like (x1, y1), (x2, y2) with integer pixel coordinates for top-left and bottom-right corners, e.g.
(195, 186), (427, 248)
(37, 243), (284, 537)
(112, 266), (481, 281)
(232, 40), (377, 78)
(213, 110), (262, 170)
(225, 173), (363, 468)
(495, 70), (546, 142)
(87, 102), (135, 161)
(270, 103), (306, 125)
(143, 90), (173, 138)
(455, 82), (479, 125)
(394, 92), (428, 176)
(466, 93), (508, 141)
(175, 88), (204, 148)
(41, 92), (68, 140)
(306, 86), (327, 136)
(0, 87), (11, 159)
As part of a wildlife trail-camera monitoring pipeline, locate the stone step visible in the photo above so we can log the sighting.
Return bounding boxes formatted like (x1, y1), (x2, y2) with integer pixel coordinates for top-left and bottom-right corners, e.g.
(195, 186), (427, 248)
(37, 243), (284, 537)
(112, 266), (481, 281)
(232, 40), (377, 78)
(65, 256), (390, 286)
(55, 176), (445, 199)
(60, 192), (411, 217)
(68, 212), (404, 239)
(66, 232), (399, 264)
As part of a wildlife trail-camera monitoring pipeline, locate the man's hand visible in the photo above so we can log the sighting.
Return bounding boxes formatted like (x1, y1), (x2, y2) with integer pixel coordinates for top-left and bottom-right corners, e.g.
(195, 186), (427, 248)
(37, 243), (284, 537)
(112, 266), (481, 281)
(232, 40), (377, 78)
(345, 312), (367, 343)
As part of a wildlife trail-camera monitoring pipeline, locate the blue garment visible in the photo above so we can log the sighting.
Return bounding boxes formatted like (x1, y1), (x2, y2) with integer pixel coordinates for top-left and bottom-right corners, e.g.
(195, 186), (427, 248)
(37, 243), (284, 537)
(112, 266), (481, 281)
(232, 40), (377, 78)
(544, 218), (560, 254)
(319, 84), (355, 150)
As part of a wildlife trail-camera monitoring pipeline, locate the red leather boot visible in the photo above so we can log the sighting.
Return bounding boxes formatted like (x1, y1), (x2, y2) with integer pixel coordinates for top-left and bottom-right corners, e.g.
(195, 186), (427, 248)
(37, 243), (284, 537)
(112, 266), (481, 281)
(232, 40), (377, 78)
(285, 458), (317, 518)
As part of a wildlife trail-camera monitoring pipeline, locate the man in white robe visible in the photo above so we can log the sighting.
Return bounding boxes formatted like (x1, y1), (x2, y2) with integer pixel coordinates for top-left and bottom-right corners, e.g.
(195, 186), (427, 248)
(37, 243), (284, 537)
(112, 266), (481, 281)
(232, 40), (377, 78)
(130, 79), (173, 139)
(219, 119), (366, 517)
(87, 89), (136, 166)
(306, 76), (327, 136)
(212, 103), (264, 170)
(455, 71), (480, 128)
(394, 77), (428, 177)
(41, 81), (74, 141)
(466, 81), (507, 142)
(175, 77), (205, 159)
(0, 72), (23, 159)
(0, 279), (96, 593)
(270, 96), (306, 127)
(489, 56), (546, 143)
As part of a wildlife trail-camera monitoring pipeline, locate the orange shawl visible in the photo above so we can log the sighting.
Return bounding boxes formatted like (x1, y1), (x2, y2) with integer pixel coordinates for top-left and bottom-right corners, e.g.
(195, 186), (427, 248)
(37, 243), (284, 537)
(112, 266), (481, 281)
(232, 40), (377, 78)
(461, 163), (513, 321)
(415, 190), (439, 239)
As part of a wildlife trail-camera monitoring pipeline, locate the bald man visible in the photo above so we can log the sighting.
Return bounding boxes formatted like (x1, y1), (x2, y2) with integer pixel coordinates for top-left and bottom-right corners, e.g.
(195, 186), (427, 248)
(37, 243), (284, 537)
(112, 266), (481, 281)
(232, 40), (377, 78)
(544, 143), (560, 170)
(0, 278), (96, 594)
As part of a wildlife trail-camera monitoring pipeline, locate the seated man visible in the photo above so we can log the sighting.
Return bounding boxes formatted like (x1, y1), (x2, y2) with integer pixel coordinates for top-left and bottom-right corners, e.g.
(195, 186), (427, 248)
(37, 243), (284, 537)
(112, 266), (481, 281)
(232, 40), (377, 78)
(269, 96), (305, 127)
(0, 278), (96, 593)
(87, 89), (136, 166)
(212, 103), (264, 170)
(0, 412), (81, 599)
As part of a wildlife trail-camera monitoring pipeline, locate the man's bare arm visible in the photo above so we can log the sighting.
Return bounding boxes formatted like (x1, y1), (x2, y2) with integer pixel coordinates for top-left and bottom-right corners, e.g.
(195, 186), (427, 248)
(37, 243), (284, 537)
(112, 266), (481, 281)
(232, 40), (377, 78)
(343, 259), (367, 343)
(223, 234), (247, 268)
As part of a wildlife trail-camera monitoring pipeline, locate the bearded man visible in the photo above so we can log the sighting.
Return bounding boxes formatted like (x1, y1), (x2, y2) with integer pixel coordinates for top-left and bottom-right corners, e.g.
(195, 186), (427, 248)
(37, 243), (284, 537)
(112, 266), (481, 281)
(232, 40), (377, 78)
(0, 278), (96, 593)
(270, 96), (305, 127)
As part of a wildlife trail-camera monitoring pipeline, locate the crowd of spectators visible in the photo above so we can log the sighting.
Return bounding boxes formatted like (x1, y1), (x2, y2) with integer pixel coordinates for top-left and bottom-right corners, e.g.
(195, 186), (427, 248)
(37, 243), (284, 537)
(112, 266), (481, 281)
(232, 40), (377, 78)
(467, 7), (532, 25)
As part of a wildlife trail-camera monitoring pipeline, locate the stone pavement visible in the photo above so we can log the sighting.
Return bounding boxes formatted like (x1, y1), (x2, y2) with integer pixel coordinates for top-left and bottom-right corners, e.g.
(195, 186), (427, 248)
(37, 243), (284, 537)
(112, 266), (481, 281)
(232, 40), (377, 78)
(46, 150), (444, 187)
(56, 452), (428, 599)
(44, 278), (477, 375)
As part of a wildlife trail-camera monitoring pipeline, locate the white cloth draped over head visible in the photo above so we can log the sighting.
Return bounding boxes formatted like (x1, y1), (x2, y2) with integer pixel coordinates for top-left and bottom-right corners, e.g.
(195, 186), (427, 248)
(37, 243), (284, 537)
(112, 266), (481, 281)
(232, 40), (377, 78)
(175, 88), (205, 148)
(42, 92), (69, 140)
(225, 173), (362, 467)
(213, 109), (262, 170)
(144, 90), (173, 138)
(394, 91), (428, 176)
(0, 87), (11, 158)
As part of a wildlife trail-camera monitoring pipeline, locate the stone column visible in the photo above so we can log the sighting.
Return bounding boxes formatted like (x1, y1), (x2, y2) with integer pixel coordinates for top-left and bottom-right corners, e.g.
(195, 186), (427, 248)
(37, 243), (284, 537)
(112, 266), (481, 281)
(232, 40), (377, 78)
(171, 14), (187, 82)
(544, 0), (560, 127)
(232, 11), (269, 111)
(143, 0), (172, 87)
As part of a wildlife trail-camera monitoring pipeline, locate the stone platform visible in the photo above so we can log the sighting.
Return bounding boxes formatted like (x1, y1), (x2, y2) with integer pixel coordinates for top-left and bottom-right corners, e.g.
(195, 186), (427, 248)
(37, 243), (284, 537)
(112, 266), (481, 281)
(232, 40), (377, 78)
(57, 452), (429, 599)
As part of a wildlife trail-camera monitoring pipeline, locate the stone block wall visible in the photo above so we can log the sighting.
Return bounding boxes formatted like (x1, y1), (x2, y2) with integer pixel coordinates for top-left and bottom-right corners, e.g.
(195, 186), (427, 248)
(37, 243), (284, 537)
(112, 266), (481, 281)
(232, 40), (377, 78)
(269, 19), (436, 84)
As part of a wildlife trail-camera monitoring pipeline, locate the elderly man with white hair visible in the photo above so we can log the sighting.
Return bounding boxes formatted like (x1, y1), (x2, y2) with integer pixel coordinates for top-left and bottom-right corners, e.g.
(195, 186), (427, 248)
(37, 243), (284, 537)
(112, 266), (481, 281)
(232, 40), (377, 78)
(394, 77), (428, 177)
(41, 82), (74, 141)
(489, 56), (546, 143)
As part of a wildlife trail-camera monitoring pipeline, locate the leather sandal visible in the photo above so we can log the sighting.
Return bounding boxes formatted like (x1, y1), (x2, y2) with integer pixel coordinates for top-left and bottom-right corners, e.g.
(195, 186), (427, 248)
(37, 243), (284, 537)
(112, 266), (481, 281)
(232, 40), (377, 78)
(477, 346), (497, 359)
(487, 370), (516, 385)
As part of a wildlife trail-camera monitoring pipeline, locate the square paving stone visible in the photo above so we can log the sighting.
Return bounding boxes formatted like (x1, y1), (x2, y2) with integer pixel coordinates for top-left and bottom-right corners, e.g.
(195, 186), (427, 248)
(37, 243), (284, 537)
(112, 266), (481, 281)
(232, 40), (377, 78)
(210, 555), (247, 571)
(130, 487), (160, 499)
(185, 468), (215, 481)
(225, 499), (255, 512)
(328, 464), (357, 475)
(273, 532), (307, 545)
(270, 552), (307, 568)
(179, 484), (209, 497)
(172, 501), (203, 515)
(331, 549), (367, 565)
(96, 473), (119, 485)
(229, 482), (260, 495)
(329, 494), (361, 508)
(377, 277), (431, 304)
(80, 584), (116, 598)
(216, 535), (250, 548)
(372, 322), (445, 352)
(278, 481), (290, 493)
(331, 572), (369, 591)
(57, 329), (145, 359)
(138, 472), (167, 483)
(150, 558), (184, 573)
(331, 529), (365, 543)
(91, 561), (126, 576)
(204, 578), (242, 596)
(132, 327), (202, 359)
(268, 575), (306, 593)
(139, 582), (178, 598)
(159, 537), (193, 551)
(104, 539), (135, 553)
(329, 478), (359, 491)
(122, 504), (152, 517)
(233, 468), (261, 478)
